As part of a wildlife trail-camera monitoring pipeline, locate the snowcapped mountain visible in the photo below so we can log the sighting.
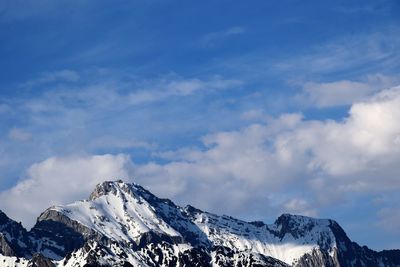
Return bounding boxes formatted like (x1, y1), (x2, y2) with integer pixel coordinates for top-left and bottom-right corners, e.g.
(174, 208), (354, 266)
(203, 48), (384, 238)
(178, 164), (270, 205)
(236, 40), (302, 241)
(0, 180), (399, 267)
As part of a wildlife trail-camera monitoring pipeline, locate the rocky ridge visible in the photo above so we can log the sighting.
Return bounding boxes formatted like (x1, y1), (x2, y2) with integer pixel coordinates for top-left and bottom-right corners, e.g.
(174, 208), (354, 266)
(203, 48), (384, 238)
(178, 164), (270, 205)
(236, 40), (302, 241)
(0, 180), (399, 267)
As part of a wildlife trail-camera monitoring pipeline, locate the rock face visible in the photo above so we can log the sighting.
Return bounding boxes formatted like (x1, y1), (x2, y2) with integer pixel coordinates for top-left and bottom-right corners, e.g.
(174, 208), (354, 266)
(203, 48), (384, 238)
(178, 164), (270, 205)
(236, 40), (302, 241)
(27, 254), (55, 267)
(0, 180), (399, 267)
(0, 233), (16, 256)
(0, 210), (32, 257)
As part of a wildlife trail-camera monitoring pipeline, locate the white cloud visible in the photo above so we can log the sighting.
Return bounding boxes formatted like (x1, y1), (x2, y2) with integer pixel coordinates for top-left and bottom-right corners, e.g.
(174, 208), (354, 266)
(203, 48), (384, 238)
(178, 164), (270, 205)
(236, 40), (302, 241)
(134, 117), (310, 217)
(1, 85), (400, 230)
(0, 70), (245, 197)
(2, 66), (400, 238)
(305, 86), (400, 177)
(296, 74), (400, 107)
(283, 198), (318, 217)
(0, 154), (133, 228)
(300, 80), (375, 107)
(133, 85), (400, 220)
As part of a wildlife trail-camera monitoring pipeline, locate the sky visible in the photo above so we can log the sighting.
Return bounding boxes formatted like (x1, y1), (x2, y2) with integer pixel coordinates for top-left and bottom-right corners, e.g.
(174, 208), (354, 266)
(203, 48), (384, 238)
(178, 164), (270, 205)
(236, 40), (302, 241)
(0, 0), (400, 250)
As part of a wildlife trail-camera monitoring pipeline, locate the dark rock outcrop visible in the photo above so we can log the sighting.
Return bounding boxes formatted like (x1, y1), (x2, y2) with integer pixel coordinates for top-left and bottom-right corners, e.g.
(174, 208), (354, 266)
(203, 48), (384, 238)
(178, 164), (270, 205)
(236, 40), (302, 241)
(0, 210), (32, 257)
(0, 233), (15, 256)
(27, 254), (55, 267)
(30, 208), (105, 258)
(0, 181), (399, 267)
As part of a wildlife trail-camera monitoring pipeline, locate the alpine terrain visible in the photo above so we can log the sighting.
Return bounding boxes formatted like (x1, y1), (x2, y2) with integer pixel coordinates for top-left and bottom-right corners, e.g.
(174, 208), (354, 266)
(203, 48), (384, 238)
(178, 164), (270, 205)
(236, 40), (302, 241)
(0, 180), (399, 267)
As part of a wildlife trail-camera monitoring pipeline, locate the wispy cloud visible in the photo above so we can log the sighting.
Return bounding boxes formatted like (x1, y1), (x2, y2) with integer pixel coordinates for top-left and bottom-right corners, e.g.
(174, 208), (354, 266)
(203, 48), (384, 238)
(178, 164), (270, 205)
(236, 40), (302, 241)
(20, 69), (80, 88)
(128, 76), (241, 105)
(274, 28), (400, 76)
(295, 74), (400, 107)
(10, 70), (242, 113)
(335, 1), (393, 15)
(9, 81), (394, 227)
(89, 136), (157, 150)
(0, 69), (244, 186)
(200, 26), (246, 48)
(8, 128), (32, 142)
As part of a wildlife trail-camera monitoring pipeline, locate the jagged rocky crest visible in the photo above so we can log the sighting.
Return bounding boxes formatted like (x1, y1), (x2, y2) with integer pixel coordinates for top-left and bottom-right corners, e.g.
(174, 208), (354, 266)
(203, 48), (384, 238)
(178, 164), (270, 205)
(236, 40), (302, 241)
(0, 180), (399, 267)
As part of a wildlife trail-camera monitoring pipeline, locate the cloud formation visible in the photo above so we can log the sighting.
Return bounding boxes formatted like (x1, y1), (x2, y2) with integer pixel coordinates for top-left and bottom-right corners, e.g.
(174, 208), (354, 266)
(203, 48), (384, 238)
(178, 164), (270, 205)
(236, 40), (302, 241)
(21, 69), (80, 88)
(296, 74), (400, 107)
(200, 26), (246, 48)
(0, 154), (133, 228)
(128, 76), (241, 105)
(1, 0), (399, 251)
(8, 128), (32, 142)
(0, 70), (243, 188)
(275, 29), (400, 75)
(2, 84), (400, 235)
(0, 83), (400, 251)
(133, 85), (400, 220)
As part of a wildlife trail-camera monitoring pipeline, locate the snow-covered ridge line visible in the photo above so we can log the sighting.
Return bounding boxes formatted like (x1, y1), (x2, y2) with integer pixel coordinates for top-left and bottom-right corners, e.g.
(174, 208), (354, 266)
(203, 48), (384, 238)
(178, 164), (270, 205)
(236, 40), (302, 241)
(1, 180), (399, 267)
(39, 180), (338, 265)
(49, 181), (182, 243)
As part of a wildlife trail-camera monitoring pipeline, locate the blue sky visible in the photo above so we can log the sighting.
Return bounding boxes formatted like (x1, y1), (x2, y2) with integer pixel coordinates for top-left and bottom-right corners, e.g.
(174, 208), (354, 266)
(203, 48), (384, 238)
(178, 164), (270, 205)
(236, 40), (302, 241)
(1, 0), (400, 250)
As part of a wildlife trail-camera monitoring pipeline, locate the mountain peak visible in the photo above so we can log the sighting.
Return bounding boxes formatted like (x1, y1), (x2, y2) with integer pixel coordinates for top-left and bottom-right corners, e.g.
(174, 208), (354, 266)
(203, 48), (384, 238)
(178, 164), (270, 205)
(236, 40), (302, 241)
(88, 179), (150, 201)
(88, 179), (125, 200)
(275, 213), (333, 228)
(1, 180), (399, 267)
(271, 213), (334, 240)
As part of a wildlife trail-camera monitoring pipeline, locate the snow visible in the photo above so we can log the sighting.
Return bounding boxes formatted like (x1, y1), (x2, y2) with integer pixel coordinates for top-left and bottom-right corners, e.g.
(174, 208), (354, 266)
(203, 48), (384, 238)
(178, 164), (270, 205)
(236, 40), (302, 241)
(32, 181), (340, 266)
(59, 241), (146, 267)
(1, 180), (396, 267)
(50, 181), (182, 244)
(188, 210), (337, 265)
(0, 255), (28, 267)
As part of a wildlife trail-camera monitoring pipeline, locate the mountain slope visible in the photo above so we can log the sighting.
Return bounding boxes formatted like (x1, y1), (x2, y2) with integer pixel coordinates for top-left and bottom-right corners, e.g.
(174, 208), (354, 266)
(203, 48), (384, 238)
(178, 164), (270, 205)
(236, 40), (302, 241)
(0, 210), (32, 258)
(0, 180), (399, 267)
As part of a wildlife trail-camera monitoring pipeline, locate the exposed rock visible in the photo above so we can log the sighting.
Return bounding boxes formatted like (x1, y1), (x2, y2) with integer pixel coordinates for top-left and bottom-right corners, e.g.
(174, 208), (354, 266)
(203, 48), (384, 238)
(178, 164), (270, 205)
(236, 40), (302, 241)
(295, 248), (337, 267)
(0, 233), (15, 256)
(30, 208), (105, 258)
(27, 254), (55, 267)
(0, 180), (399, 267)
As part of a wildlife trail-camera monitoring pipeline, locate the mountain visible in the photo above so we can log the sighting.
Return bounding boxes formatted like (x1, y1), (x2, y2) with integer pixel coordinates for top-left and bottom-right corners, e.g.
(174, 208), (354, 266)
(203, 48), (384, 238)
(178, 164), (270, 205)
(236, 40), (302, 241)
(0, 180), (399, 267)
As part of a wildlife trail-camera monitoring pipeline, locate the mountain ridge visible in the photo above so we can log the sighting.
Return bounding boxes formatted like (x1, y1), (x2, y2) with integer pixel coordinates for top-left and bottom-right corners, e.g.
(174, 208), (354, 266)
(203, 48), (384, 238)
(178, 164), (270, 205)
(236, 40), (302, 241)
(0, 180), (399, 267)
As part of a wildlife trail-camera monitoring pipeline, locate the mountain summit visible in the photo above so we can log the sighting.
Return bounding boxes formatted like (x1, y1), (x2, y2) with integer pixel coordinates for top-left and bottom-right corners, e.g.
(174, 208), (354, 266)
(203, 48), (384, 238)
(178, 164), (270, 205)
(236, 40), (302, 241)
(0, 180), (399, 267)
